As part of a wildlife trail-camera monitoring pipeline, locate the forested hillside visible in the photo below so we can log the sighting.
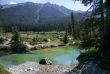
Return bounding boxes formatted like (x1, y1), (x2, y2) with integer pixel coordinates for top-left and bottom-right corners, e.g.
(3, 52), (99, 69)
(0, 2), (86, 32)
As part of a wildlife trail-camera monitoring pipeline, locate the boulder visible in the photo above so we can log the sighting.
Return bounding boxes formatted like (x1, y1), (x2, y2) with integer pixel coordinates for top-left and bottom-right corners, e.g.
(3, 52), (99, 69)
(39, 58), (52, 65)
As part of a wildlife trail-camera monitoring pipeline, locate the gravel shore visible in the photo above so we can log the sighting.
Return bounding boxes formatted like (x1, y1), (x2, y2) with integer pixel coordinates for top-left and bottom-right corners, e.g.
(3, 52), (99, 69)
(8, 62), (77, 74)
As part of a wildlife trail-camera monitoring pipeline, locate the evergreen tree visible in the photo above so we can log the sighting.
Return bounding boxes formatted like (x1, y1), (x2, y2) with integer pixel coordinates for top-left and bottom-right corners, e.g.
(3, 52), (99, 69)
(11, 26), (20, 41)
(63, 30), (68, 44)
(71, 11), (76, 39)
(11, 25), (27, 53)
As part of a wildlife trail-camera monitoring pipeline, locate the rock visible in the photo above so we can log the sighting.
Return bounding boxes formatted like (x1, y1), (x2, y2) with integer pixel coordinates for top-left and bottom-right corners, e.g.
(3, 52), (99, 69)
(73, 41), (76, 45)
(39, 58), (52, 65)
(68, 38), (72, 40)
(50, 44), (58, 47)
(25, 68), (34, 71)
(47, 39), (51, 42)
(58, 42), (65, 46)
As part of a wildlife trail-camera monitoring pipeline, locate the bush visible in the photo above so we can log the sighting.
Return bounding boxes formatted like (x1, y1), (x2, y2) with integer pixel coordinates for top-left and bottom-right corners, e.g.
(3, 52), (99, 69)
(31, 36), (43, 45)
(32, 37), (38, 42)
(43, 38), (48, 42)
(32, 36), (50, 45)
(0, 46), (11, 52)
(30, 44), (49, 50)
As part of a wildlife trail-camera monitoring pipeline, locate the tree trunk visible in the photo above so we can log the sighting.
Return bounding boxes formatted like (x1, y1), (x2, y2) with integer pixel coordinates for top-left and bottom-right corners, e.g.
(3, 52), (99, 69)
(104, 0), (110, 52)
(71, 12), (76, 39)
(98, 0), (104, 52)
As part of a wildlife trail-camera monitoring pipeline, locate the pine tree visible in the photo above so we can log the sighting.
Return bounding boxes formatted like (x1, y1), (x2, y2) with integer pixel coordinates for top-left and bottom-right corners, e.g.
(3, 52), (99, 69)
(11, 25), (27, 53)
(71, 11), (76, 39)
(63, 30), (68, 44)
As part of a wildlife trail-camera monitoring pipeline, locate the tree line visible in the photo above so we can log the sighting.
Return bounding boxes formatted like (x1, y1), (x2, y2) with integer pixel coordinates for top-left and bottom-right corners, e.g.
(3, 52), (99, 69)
(0, 24), (66, 32)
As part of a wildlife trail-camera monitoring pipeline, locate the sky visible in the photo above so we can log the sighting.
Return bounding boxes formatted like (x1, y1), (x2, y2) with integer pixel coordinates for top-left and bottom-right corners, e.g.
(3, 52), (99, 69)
(0, 0), (90, 11)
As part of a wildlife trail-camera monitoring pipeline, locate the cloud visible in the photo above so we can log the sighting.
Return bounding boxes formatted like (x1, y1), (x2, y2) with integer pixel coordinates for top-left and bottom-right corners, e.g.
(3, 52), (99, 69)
(9, 2), (17, 4)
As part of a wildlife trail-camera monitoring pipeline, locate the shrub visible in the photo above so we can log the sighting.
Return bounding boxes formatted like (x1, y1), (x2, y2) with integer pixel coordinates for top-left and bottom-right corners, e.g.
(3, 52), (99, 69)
(0, 46), (11, 52)
(32, 36), (43, 45)
(43, 38), (48, 42)
(32, 37), (38, 42)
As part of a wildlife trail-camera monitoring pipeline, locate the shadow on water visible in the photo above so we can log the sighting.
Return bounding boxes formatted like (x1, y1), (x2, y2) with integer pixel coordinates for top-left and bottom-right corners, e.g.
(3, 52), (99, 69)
(0, 51), (11, 57)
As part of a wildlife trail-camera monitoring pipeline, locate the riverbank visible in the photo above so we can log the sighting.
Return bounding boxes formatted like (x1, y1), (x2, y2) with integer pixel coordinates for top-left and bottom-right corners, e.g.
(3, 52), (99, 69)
(7, 58), (110, 74)
(8, 62), (77, 74)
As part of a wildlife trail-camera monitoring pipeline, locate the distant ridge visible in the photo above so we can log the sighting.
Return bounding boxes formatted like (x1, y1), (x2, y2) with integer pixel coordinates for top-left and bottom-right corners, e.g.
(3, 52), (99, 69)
(0, 2), (85, 25)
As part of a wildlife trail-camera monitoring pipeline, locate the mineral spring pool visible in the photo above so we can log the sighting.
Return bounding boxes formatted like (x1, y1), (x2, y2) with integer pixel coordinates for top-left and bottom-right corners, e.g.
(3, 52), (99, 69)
(0, 47), (80, 68)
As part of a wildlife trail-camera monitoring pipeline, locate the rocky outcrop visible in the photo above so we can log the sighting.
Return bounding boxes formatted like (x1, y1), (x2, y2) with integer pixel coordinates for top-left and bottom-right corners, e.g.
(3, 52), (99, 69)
(66, 61), (110, 74)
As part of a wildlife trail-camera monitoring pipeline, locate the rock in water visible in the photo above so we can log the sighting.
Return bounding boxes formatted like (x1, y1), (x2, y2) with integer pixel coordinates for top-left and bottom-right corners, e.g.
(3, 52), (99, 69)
(39, 58), (52, 65)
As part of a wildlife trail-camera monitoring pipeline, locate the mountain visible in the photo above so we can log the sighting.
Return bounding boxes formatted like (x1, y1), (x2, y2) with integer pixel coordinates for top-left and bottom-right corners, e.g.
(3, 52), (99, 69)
(0, 2), (85, 25)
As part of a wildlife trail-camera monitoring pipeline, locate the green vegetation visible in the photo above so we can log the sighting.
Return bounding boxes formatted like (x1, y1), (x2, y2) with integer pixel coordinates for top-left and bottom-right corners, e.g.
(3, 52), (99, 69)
(80, 18), (100, 48)
(63, 30), (68, 44)
(11, 26), (27, 53)
(77, 0), (110, 69)
(0, 46), (11, 52)
(0, 0), (110, 72)
(0, 64), (10, 74)
(77, 48), (98, 63)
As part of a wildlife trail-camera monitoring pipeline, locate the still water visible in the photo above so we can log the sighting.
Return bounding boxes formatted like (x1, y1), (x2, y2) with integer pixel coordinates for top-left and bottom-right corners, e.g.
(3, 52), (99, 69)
(0, 47), (80, 68)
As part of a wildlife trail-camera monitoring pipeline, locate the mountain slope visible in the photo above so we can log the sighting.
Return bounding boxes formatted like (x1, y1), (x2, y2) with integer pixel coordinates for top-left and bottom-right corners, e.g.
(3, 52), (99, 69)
(0, 2), (85, 25)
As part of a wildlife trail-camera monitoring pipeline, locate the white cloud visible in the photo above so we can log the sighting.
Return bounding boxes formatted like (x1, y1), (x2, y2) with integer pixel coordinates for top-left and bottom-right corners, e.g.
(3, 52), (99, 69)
(9, 2), (17, 4)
